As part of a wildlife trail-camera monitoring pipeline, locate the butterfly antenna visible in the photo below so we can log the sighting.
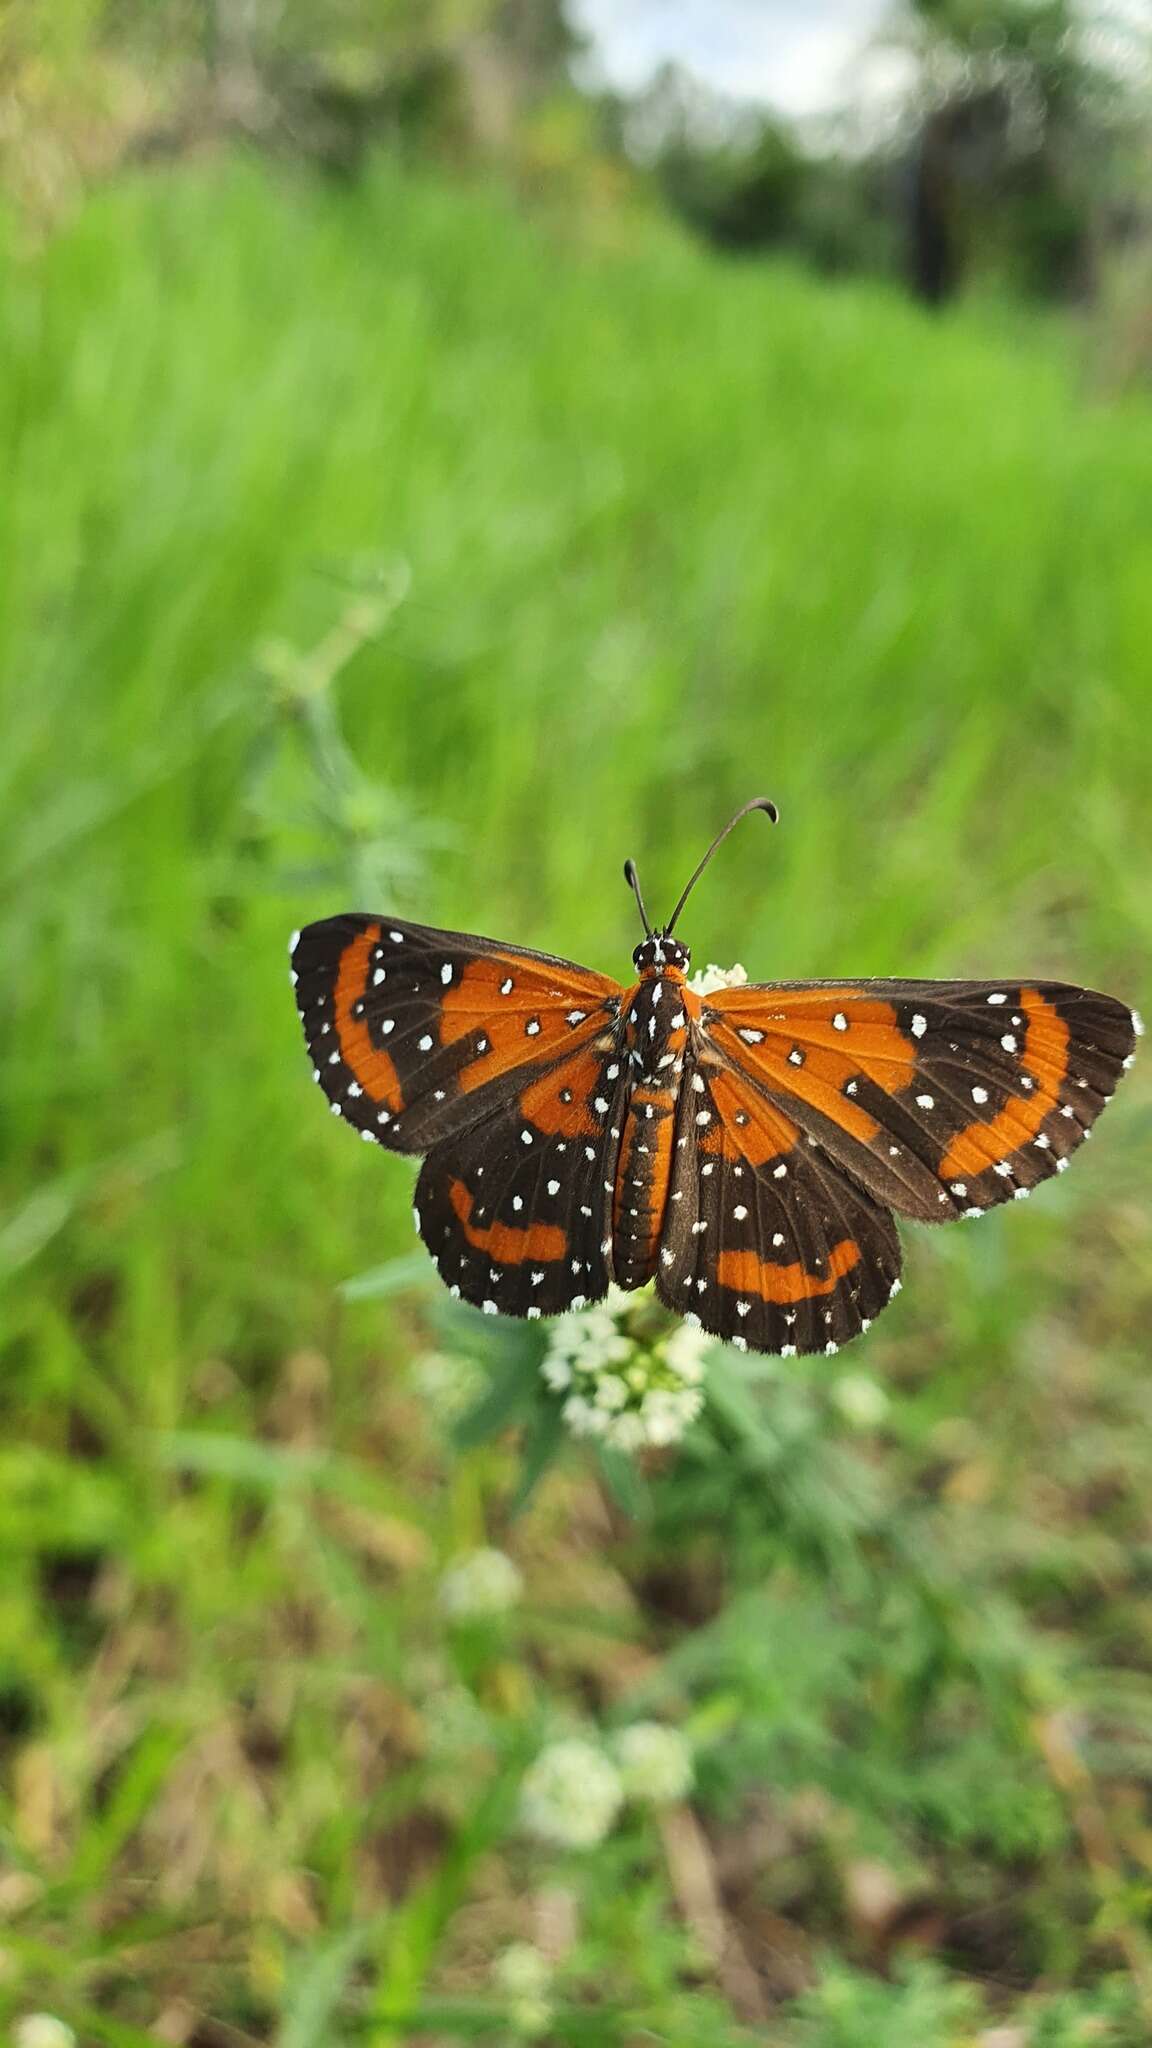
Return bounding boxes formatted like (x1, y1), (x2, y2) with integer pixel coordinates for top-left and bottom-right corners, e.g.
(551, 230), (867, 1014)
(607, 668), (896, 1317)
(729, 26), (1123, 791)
(623, 857), (653, 939)
(664, 796), (779, 935)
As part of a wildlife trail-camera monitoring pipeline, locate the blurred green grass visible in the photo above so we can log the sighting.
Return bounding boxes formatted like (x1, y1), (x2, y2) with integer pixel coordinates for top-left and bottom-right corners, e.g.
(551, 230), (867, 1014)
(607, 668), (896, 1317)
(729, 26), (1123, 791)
(0, 153), (1150, 2041)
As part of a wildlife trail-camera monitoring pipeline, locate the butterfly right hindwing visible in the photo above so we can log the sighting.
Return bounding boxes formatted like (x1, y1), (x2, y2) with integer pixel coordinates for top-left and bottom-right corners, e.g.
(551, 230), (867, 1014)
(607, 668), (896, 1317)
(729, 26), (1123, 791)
(655, 1053), (902, 1356)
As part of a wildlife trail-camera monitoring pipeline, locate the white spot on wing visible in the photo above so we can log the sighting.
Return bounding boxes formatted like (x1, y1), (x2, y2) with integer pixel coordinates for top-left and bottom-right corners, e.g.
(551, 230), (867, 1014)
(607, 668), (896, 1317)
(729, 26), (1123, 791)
(911, 1013), (926, 1037)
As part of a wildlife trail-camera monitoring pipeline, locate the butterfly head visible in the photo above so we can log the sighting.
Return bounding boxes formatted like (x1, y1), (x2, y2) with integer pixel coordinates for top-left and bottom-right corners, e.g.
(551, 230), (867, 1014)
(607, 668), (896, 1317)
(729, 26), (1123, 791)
(633, 931), (691, 978)
(623, 797), (778, 975)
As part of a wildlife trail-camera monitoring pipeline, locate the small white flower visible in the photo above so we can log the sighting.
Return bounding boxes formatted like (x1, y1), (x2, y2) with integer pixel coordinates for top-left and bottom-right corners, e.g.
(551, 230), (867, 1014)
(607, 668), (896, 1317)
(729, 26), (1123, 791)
(661, 1323), (710, 1385)
(832, 1374), (890, 1430)
(408, 1350), (477, 1411)
(688, 961), (748, 996)
(493, 1941), (553, 2000)
(437, 1547), (523, 1619)
(15, 2021), (77, 2048)
(542, 1288), (709, 1453)
(520, 1737), (624, 1847)
(493, 1940), (554, 2030)
(615, 1721), (694, 1805)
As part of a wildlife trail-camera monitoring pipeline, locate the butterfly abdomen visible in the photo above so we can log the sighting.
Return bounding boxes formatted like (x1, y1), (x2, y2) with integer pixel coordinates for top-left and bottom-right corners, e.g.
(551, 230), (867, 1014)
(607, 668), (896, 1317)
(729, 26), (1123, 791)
(612, 970), (699, 1289)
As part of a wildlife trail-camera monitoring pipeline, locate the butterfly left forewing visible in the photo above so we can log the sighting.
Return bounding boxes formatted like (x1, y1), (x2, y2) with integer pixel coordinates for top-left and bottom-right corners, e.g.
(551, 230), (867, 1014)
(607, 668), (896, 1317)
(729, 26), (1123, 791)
(700, 978), (1138, 1222)
(292, 914), (624, 1153)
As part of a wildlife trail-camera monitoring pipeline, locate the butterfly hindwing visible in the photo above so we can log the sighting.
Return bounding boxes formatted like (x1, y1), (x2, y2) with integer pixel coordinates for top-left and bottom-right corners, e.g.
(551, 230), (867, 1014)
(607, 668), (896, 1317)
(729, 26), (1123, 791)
(292, 915), (624, 1154)
(699, 979), (1138, 1223)
(416, 1040), (631, 1318)
(655, 1052), (903, 1355)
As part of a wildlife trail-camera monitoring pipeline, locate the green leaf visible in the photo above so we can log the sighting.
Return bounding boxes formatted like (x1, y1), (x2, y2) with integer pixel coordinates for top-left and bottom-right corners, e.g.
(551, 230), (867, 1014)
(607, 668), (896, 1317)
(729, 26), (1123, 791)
(451, 1355), (536, 1451)
(507, 1399), (567, 1517)
(340, 1252), (433, 1300)
(595, 1444), (649, 1519)
(280, 1923), (377, 2048)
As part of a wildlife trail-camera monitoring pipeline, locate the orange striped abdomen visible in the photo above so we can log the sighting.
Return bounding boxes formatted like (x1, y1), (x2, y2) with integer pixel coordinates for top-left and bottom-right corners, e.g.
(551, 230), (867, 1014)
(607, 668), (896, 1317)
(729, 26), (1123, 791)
(613, 1087), (679, 1287)
(611, 967), (697, 1288)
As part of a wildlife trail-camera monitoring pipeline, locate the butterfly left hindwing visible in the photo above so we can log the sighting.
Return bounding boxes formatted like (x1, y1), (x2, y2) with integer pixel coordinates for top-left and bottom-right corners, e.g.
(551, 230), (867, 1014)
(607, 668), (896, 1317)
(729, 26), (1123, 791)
(416, 1039), (632, 1318)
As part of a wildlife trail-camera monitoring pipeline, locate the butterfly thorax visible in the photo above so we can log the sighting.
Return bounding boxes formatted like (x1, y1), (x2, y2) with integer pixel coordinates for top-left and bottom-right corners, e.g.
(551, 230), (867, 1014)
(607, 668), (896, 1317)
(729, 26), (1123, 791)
(613, 962), (700, 1289)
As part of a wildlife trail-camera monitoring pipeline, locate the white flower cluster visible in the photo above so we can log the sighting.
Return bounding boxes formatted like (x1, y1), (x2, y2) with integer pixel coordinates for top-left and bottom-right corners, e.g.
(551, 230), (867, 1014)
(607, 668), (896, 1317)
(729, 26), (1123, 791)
(614, 1720), (695, 1805)
(437, 1546), (523, 1619)
(688, 960), (748, 996)
(542, 1288), (708, 1451)
(520, 1722), (694, 1848)
(520, 1736), (624, 1848)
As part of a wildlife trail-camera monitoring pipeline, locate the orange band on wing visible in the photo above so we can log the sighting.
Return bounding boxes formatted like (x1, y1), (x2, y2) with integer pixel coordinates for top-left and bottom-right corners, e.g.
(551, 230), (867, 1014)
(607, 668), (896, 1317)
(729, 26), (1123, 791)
(716, 1237), (860, 1303)
(448, 1179), (567, 1265)
(939, 990), (1070, 1179)
(519, 1058), (603, 1137)
(335, 923), (402, 1111)
(440, 961), (616, 1094)
(709, 990), (915, 1145)
(703, 1067), (800, 1165)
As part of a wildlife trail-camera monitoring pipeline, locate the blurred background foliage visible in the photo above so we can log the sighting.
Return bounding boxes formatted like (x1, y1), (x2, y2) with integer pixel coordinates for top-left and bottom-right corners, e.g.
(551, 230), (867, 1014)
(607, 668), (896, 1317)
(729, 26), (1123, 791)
(1, 0), (1152, 2041)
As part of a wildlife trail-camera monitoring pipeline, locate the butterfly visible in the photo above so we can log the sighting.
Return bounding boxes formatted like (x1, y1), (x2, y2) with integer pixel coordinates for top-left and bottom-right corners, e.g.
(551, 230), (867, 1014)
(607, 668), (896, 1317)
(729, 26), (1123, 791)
(290, 799), (1140, 1357)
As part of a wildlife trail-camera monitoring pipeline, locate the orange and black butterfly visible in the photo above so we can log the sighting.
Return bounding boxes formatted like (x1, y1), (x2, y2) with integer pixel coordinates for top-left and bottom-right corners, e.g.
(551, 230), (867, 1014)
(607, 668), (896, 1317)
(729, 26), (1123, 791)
(291, 799), (1140, 1357)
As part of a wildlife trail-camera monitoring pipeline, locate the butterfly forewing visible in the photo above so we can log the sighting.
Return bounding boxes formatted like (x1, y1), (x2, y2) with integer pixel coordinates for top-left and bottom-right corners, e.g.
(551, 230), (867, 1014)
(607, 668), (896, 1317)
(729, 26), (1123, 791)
(292, 914), (624, 1154)
(655, 1052), (903, 1355)
(699, 979), (1138, 1224)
